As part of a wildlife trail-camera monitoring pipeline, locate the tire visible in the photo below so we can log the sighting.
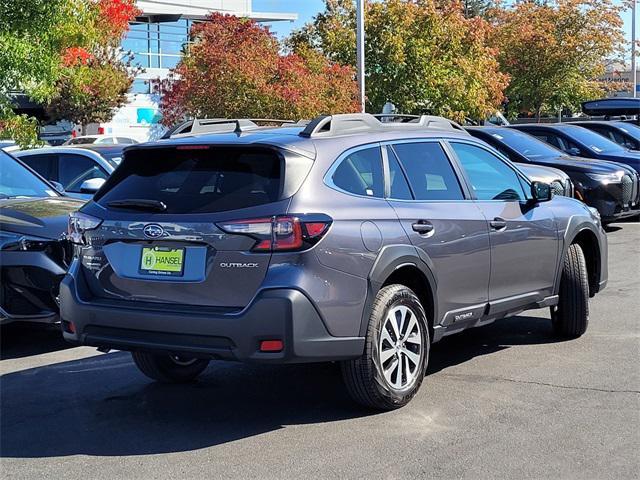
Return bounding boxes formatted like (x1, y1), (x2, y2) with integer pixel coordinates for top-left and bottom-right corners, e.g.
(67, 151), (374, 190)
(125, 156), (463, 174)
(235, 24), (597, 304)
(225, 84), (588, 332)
(132, 351), (209, 383)
(341, 284), (430, 410)
(551, 243), (589, 338)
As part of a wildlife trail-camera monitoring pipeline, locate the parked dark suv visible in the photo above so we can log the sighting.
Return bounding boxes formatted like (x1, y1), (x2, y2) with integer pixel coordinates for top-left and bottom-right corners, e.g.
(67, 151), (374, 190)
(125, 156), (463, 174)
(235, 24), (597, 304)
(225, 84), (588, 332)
(59, 114), (608, 410)
(466, 126), (640, 222)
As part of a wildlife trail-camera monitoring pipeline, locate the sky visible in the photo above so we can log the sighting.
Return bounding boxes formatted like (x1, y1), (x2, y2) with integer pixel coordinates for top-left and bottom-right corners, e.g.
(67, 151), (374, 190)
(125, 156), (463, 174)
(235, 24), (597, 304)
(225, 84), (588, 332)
(254, 0), (637, 50)
(253, 0), (325, 38)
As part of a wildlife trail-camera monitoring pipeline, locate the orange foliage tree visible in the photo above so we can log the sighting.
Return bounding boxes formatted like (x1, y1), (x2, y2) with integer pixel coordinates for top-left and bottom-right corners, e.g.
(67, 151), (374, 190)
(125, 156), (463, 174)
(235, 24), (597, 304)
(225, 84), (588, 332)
(158, 13), (359, 126)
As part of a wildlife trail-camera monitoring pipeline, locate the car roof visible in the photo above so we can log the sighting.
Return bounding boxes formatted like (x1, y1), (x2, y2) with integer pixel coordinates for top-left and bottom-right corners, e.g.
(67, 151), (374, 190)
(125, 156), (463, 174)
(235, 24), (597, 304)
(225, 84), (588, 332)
(15, 146), (103, 157)
(74, 144), (127, 153)
(510, 123), (584, 132)
(12, 146), (116, 171)
(132, 115), (474, 160)
(570, 120), (632, 129)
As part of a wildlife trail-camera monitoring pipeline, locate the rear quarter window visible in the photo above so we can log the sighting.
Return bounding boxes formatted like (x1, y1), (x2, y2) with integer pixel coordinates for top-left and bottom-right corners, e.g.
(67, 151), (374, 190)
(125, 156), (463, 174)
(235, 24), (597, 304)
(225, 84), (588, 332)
(95, 146), (285, 214)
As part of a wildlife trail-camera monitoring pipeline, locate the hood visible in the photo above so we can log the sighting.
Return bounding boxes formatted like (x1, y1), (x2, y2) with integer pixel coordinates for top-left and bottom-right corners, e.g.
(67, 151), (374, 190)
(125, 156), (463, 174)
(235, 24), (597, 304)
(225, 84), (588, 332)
(533, 155), (635, 175)
(591, 152), (640, 173)
(517, 164), (569, 184)
(0, 197), (84, 239)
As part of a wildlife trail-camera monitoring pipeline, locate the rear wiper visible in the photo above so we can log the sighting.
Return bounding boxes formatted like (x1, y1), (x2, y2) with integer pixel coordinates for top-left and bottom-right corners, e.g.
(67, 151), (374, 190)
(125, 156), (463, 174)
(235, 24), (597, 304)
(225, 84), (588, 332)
(107, 199), (167, 212)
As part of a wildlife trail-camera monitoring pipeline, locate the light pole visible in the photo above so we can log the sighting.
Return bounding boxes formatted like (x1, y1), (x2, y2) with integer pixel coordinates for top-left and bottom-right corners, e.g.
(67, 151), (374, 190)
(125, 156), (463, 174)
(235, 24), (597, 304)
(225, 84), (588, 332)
(356, 0), (365, 112)
(633, 0), (637, 98)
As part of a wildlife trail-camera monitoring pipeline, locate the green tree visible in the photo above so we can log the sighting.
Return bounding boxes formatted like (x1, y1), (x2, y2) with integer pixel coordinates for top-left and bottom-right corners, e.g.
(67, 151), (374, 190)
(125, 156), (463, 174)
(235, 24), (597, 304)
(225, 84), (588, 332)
(0, 0), (91, 106)
(489, 0), (626, 119)
(287, 0), (509, 121)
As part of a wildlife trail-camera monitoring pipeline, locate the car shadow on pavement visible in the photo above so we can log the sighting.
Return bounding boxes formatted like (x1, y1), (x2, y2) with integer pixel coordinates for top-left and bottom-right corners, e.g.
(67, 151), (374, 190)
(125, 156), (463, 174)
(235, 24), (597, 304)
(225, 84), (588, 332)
(428, 314), (565, 375)
(1, 315), (564, 459)
(1, 322), (74, 360)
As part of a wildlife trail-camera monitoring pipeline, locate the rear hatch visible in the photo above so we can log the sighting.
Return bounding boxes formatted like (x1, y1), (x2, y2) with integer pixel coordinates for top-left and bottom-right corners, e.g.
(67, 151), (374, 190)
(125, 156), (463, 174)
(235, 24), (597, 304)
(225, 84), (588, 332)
(79, 144), (311, 309)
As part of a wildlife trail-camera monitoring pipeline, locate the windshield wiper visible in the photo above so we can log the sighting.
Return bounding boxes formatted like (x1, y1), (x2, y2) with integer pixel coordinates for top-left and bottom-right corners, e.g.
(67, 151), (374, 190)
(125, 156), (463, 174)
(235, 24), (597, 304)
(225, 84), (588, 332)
(107, 199), (167, 212)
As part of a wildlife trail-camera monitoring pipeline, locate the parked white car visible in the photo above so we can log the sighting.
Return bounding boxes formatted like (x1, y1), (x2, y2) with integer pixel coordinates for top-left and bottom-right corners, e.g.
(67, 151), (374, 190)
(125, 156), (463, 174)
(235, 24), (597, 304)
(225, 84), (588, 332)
(63, 135), (138, 146)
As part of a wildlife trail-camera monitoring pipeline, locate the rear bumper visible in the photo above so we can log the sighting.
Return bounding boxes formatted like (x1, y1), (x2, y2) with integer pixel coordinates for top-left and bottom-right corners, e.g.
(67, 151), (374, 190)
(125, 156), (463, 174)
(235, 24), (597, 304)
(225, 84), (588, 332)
(59, 264), (365, 363)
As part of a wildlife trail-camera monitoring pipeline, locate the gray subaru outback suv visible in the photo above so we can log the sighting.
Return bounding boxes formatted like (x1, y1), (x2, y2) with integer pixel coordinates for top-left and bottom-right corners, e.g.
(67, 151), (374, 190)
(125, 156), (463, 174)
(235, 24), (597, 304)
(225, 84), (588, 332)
(60, 114), (607, 410)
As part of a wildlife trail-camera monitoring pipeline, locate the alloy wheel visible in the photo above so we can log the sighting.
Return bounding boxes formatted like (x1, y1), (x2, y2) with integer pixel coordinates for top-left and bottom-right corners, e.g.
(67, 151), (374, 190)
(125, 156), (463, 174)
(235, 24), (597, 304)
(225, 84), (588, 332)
(378, 305), (423, 390)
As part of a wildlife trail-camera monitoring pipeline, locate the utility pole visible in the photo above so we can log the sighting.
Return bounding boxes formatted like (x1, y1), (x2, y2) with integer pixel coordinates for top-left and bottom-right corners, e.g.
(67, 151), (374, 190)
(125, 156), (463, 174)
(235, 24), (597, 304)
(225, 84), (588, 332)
(356, 0), (365, 112)
(633, 0), (637, 98)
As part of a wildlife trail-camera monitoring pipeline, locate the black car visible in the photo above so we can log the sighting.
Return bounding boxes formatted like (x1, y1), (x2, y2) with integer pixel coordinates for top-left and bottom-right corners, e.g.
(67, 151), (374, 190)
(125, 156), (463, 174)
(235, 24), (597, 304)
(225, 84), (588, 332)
(467, 126), (640, 222)
(508, 123), (640, 175)
(0, 150), (83, 324)
(570, 121), (640, 151)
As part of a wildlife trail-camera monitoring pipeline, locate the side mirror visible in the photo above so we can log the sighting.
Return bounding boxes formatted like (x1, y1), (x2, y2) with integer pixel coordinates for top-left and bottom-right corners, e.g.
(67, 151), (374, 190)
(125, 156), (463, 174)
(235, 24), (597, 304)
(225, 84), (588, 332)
(566, 147), (581, 156)
(50, 181), (65, 194)
(80, 178), (106, 194)
(531, 181), (553, 202)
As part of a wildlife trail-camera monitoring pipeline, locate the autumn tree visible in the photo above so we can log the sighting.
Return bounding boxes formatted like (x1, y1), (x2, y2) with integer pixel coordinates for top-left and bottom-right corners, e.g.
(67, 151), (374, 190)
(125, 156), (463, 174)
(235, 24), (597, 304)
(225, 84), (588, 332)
(462, 0), (494, 18)
(287, 0), (508, 121)
(159, 13), (358, 126)
(46, 0), (140, 131)
(489, 0), (626, 119)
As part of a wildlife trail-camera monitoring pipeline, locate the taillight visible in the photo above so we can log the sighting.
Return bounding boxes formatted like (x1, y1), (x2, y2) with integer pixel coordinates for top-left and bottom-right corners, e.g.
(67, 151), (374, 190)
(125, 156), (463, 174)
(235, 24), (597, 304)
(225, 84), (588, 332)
(68, 212), (102, 245)
(217, 215), (331, 252)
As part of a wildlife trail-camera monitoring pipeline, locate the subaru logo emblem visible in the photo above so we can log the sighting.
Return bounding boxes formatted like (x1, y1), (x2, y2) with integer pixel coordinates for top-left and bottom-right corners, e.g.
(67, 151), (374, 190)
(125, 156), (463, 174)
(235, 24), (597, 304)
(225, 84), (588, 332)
(143, 224), (164, 238)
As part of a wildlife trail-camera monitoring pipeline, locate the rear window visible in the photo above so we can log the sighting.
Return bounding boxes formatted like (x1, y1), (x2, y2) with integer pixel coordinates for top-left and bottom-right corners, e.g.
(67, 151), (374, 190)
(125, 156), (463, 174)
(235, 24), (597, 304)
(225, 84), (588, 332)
(95, 146), (283, 214)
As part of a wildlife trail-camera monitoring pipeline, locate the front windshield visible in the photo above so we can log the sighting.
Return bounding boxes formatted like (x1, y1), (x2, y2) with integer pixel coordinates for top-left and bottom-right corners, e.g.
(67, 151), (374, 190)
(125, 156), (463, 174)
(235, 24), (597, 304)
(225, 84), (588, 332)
(488, 128), (563, 159)
(564, 126), (626, 154)
(0, 151), (59, 199)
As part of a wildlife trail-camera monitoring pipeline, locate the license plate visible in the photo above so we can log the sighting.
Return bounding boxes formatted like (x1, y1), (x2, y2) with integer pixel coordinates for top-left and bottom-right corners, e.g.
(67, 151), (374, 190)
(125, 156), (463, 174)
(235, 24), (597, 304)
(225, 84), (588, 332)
(139, 247), (185, 276)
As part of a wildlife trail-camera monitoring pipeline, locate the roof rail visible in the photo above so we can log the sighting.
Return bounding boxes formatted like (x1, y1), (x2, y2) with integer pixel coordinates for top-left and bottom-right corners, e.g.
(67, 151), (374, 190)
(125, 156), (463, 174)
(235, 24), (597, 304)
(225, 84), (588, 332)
(166, 118), (297, 139)
(300, 113), (467, 138)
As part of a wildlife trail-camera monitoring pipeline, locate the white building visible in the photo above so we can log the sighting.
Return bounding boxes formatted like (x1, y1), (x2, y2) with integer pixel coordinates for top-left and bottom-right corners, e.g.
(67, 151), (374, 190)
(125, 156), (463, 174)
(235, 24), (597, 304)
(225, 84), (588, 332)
(95, 1), (297, 141)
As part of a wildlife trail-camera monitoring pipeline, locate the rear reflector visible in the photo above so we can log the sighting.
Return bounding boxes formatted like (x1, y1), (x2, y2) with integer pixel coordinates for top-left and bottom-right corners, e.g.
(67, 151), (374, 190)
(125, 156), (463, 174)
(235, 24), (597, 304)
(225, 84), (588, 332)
(62, 320), (76, 334)
(304, 222), (329, 238)
(260, 340), (283, 352)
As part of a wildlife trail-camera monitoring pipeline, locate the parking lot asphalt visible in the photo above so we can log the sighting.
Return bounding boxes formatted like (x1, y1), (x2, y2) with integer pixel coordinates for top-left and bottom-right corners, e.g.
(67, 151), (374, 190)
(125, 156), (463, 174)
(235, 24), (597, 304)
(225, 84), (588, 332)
(1, 221), (639, 480)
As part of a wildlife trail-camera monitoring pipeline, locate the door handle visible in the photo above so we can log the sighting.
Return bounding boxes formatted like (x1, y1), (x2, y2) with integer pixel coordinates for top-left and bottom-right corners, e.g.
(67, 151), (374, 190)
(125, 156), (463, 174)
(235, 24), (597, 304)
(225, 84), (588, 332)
(489, 217), (507, 231)
(412, 221), (434, 234)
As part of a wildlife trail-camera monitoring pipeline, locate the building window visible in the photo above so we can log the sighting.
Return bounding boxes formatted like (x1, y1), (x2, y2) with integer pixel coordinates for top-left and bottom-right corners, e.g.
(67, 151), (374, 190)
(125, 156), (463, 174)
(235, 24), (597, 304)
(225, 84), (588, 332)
(123, 19), (191, 71)
(130, 79), (150, 94)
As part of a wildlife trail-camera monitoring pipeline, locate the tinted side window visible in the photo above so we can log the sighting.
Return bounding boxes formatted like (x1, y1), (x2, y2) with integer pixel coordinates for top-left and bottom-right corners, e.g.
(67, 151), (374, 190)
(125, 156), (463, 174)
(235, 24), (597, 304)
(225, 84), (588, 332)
(20, 154), (57, 182)
(533, 132), (565, 150)
(386, 147), (412, 200)
(58, 154), (108, 193)
(332, 147), (384, 197)
(391, 142), (463, 201)
(451, 142), (526, 201)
